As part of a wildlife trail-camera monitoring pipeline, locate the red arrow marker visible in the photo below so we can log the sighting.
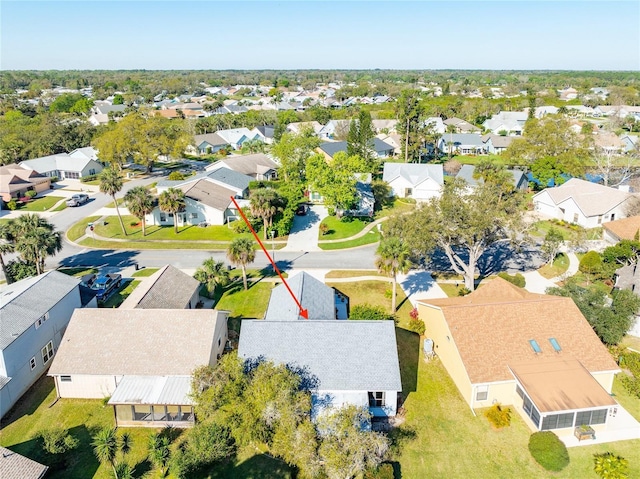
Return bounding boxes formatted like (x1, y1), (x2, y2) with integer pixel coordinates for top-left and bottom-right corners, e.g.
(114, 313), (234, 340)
(230, 196), (309, 319)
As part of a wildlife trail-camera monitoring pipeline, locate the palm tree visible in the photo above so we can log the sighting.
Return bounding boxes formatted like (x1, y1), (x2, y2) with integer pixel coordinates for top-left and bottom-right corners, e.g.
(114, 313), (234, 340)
(99, 167), (127, 236)
(227, 238), (256, 291)
(148, 432), (171, 477)
(11, 214), (62, 275)
(124, 186), (154, 236)
(92, 428), (132, 479)
(158, 188), (186, 234)
(0, 221), (16, 283)
(249, 188), (282, 240)
(375, 237), (412, 313)
(194, 257), (230, 297)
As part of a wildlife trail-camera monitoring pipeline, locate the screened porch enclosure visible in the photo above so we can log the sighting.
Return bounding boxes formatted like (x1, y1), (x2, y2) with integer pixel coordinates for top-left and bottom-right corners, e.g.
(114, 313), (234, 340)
(113, 404), (194, 427)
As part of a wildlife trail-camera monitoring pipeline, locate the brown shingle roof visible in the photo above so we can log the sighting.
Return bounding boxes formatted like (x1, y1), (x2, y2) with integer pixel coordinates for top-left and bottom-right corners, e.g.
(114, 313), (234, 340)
(49, 309), (227, 376)
(119, 265), (200, 309)
(419, 278), (618, 383)
(603, 215), (640, 241)
(181, 180), (235, 211)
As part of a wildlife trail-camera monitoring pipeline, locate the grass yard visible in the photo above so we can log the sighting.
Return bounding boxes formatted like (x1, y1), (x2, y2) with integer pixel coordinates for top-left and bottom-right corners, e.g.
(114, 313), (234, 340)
(318, 216), (372, 240)
(532, 220), (602, 242)
(622, 335), (640, 353)
(324, 270), (381, 279)
(538, 252), (570, 279)
(132, 267), (159, 277)
(94, 215), (255, 242)
(67, 216), (101, 242)
(57, 267), (99, 278)
(325, 279), (413, 321)
(374, 198), (416, 220)
(100, 279), (140, 308)
(79, 238), (228, 250)
(52, 202), (68, 212)
(319, 230), (380, 250)
(214, 280), (276, 333)
(18, 196), (66, 211)
(438, 282), (465, 297)
(452, 154), (507, 165)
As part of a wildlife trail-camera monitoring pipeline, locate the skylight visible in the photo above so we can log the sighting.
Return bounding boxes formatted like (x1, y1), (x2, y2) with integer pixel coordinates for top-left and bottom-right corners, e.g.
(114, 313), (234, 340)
(549, 338), (562, 352)
(529, 339), (542, 354)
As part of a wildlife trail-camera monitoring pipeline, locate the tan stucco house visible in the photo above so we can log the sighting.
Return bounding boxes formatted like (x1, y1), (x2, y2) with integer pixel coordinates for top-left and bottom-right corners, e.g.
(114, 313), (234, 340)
(418, 278), (620, 435)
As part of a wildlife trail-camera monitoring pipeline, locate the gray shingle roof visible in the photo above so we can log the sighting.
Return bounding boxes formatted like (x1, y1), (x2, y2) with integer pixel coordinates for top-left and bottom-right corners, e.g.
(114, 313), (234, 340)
(210, 153), (279, 177)
(0, 271), (80, 350)
(238, 320), (402, 391)
(0, 447), (48, 479)
(206, 167), (252, 190)
(181, 180), (236, 211)
(440, 133), (485, 147)
(318, 138), (394, 158)
(382, 163), (444, 187)
(119, 265), (200, 309)
(194, 132), (227, 148)
(49, 309), (227, 376)
(264, 272), (336, 321)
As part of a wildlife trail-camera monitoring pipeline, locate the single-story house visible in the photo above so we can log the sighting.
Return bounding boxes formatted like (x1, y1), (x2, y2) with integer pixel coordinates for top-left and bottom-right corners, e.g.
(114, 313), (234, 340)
(1, 271), (94, 418)
(482, 111), (527, 136)
(602, 216), (640, 244)
(0, 164), (51, 202)
(371, 119), (398, 133)
(49, 309), (229, 427)
(438, 133), (486, 155)
(443, 117), (481, 134)
(316, 138), (395, 160)
(206, 153), (279, 181)
(238, 320), (402, 417)
(318, 120), (352, 140)
(0, 446), (48, 479)
(376, 133), (402, 156)
(621, 135), (638, 153)
(425, 116), (446, 135)
(382, 163), (444, 201)
(264, 271), (348, 321)
(286, 121), (324, 136)
(455, 164), (528, 192)
(532, 178), (633, 228)
(190, 132), (230, 155)
(418, 278), (620, 436)
(120, 265), (201, 310)
(482, 134), (516, 154)
(215, 128), (264, 150)
(89, 104), (126, 126)
(19, 148), (103, 180)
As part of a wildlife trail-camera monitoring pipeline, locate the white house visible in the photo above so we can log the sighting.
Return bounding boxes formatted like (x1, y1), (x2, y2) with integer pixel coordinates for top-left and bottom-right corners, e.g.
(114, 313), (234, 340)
(238, 320), (402, 418)
(483, 134), (516, 154)
(482, 111), (528, 136)
(318, 120), (352, 140)
(20, 148), (103, 180)
(0, 271), (95, 418)
(533, 178), (634, 228)
(206, 153), (279, 181)
(215, 127), (264, 150)
(382, 162), (444, 201)
(49, 309), (228, 428)
(456, 164), (528, 192)
(438, 133), (486, 155)
(88, 104), (126, 126)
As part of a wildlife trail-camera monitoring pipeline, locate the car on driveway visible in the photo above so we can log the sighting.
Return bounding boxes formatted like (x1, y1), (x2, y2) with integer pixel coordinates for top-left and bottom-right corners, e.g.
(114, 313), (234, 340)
(296, 204), (308, 216)
(66, 193), (89, 207)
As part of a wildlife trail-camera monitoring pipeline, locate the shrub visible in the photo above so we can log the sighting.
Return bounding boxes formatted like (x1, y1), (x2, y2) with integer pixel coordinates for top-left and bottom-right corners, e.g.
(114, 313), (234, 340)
(528, 431), (569, 471)
(409, 307), (419, 320)
(364, 463), (395, 479)
(319, 222), (329, 236)
(350, 304), (396, 321)
(168, 171), (185, 181)
(457, 286), (471, 296)
(593, 452), (629, 479)
(40, 427), (79, 455)
(484, 403), (512, 429)
(5, 259), (36, 281)
(273, 208), (295, 237)
(407, 318), (426, 335)
(80, 174), (98, 183)
(579, 250), (604, 276)
(25, 190), (37, 199)
(50, 176), (59, 183)
(497, 272), (526, 288)
(6, 199), (18, 210)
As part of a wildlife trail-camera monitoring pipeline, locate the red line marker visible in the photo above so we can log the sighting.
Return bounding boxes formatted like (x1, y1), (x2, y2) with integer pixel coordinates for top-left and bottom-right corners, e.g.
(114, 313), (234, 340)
(230, 196), (309, 319)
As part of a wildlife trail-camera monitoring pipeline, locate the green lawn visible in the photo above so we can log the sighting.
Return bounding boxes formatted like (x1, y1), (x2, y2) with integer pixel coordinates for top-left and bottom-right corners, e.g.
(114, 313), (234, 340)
(18, 196), (65, 211)
(324, 270), (381, 279)
(374, 197), (416, 220)
(318, 216), (371, 240)
(452, 154), (507, 165)
(132, 268), (159, 277)
(100, 279), (140, 308)
(67, 216), (101, 242)
(326, 279), (413, 320)
(214, 281), (275, 323)
(318, 230), (380, 250)
(79, 238), (229, 250)
(52, 202), (68, 212)
(532, 220), (602, 242)
(438, 282), (465, 297)
(57, 267), (99, 278)
(538, 253), (570, 279)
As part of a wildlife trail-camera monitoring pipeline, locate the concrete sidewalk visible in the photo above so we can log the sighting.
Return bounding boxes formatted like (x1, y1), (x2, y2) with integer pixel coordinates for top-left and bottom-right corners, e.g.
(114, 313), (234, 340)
(397, 270), (448, 306)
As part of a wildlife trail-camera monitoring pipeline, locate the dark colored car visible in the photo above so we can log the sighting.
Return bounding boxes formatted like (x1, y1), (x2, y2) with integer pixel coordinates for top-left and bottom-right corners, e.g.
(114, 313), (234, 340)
(66, 193), (89, 207)
(296, 204), (308, 216)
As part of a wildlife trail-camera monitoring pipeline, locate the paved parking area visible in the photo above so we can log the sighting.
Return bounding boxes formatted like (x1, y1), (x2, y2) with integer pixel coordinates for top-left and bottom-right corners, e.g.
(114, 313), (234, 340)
(281, 205), (328, 252)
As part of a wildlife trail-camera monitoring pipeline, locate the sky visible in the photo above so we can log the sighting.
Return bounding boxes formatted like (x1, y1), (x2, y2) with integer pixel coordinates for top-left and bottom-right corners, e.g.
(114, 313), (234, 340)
(1, 1), (639, 70)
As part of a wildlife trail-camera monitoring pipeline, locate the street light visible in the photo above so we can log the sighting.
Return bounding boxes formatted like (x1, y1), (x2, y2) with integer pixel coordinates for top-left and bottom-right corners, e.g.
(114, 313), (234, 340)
(270, 230), (276, 268)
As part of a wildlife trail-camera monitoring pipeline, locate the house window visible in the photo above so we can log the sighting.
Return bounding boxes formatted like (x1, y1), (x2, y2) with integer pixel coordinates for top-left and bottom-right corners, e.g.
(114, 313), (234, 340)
(541, 412), (575, 430)
(60, 375), (72, 382)
(476, 385), (489, 401)
(41, 341), (54, 364)
(30, 357), (37, 370)
(404, 188), (413, 197)
(218, 337), (222, 347)
(368, 391), (386, 408)
(597, 215), (603, 224)
(160, 214), (166, 222)
(191, 212), (198, 219)
(576, 409), (607, 426)
(573, 213), (579, 223)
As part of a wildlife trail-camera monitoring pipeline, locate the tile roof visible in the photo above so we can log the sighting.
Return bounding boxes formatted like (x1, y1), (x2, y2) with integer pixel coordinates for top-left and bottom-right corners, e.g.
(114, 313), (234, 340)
(419, 278), (618, 383)
(603, 215), (640, 241)
(0, 447), (48, 479)
(238, 320), (402, 391)
(0, 271), (80, 350)
(49, 309), (227, 376)
(509, 358), (616, 413)
(119, 265), (200, 309)
(264, 272), (336, 321)
(534, 178), (632, 217)
(108, 375), (193, 405)
(382, 162), (444, 187)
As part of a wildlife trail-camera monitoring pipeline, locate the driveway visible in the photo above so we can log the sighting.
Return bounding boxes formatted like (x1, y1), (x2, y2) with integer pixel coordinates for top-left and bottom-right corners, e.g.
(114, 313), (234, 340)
(397, 269), (448, 306)
(281, 205), (328, 252)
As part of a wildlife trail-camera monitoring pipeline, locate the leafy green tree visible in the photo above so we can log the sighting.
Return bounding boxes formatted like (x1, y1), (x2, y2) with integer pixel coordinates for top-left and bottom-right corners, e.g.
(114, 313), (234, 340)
(396, 89), (425, 162)
(579, 250), (604, 277)
(270, 129), (319, 183)
(49, 93), (85, 113)
(124, 186), (154, 236)
(602, 240), (640, 266)
(530, 157), (570, 188)
(69, 97), (93, 115)
(347, 109), (376, 167)
(99, 167), (127, 236)
(306, 154), (358, 215)
(473, 159), (514, 196)
(194, 257), (229, 296)
(385, 179), (524, 290)
(376, 237), (412, 313)
(112, 94), (125, 105)
(40, 427), (79, 455)
(227, 238), (256, 291)
(158, 187), (186, 234)
(249, 188), (283, 239)
(541, 227), (565, 265)
(593, 452), (629, 479)
(171, 422), (235, 478)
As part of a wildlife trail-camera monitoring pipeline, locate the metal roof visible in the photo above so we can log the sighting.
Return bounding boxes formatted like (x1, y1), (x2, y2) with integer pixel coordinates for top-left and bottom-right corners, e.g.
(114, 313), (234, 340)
(238, 320), (402, 392)
(108, 375), (193, 405)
